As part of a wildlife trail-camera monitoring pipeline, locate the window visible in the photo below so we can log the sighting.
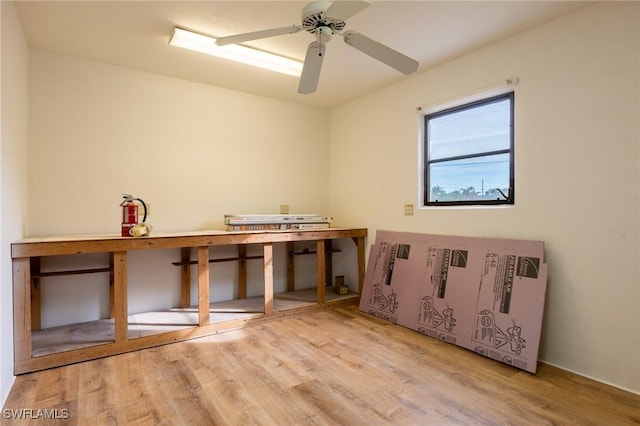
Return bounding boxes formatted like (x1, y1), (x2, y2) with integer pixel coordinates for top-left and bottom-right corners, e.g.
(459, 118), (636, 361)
(424, 92), (514, 206)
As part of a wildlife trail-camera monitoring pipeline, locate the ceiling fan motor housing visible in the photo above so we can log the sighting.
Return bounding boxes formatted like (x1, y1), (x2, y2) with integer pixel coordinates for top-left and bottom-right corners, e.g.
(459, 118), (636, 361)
(301, 1), (347, 34)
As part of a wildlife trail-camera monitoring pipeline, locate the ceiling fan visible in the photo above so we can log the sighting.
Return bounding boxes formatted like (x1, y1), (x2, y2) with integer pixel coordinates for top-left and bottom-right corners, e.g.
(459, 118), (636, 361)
(215, 0), (420, 94)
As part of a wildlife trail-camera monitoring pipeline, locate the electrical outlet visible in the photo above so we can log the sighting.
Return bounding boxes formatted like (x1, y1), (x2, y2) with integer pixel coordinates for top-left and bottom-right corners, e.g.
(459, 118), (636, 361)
(404, 204), (414, 216)
(280, 204), (289, 214)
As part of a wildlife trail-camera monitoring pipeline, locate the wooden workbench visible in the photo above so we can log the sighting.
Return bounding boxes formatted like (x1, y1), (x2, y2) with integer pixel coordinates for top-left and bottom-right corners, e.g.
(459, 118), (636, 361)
(12, 228), (367, 374)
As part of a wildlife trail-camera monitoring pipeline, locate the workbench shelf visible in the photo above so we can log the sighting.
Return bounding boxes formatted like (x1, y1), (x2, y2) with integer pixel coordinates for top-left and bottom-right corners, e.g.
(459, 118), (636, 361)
(12, 228), (367, 374)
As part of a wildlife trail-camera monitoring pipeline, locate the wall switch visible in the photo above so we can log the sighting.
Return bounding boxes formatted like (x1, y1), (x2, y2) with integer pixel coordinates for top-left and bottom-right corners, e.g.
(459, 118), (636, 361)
(404, 204), (414, 216)
(280, 204), (289, 214)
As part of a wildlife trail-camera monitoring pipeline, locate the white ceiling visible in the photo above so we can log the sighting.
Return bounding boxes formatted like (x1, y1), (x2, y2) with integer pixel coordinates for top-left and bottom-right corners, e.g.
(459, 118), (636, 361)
(14, 1), (591, 110)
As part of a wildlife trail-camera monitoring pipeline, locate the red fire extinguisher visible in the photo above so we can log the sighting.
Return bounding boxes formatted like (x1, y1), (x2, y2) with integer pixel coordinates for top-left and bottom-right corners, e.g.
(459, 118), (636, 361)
(120, 194), (147, 237)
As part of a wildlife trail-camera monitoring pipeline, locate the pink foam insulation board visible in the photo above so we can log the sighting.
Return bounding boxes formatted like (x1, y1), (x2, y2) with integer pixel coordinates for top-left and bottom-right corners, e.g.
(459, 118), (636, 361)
(359, 230), (548, 373)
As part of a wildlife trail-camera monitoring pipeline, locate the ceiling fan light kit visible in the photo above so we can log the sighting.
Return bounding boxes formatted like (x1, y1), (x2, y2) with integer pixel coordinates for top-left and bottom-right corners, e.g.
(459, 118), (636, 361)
(209, 0), (419, 94)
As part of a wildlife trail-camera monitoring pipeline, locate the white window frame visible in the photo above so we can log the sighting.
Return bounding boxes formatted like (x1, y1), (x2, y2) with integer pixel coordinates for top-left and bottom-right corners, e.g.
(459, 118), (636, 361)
(418, 80), (517, 208)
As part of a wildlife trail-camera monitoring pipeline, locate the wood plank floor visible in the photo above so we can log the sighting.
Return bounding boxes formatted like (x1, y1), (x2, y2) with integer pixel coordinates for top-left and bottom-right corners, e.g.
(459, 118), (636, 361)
(3, 304), (639, 425)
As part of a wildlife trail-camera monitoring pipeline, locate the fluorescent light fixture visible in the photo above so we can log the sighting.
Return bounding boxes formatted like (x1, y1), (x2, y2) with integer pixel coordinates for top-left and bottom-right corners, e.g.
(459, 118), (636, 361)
(169, 27), (303, 77)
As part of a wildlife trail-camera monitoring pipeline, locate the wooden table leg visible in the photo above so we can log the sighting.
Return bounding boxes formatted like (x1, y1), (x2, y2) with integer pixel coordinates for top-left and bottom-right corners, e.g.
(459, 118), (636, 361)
(238, 245), (247, 299)
(112, 251), (128, 343)
(198, 246), (210, 326)
(263, 243), (273, 315)
(109, 253), (115, 319)
(30, 257), (41, 331)
(325, 240), (333, 288)
(286, 241), (295, 292)
(13, 257), (32, 369)
(316, 240), (326, 304)
(180, 248), (191, 308)
(355, 236), (366, 295)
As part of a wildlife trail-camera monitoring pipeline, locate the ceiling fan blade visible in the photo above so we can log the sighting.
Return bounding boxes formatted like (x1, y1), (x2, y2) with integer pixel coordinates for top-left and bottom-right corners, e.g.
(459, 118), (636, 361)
(298, 42), (326, 94)
(342, 30), (419, 75)
(215, 25), (301, 46)
(324, 0), (372, 21)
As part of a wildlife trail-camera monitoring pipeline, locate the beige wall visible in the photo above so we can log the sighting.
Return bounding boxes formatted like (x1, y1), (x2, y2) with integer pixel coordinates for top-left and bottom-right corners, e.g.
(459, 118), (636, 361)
(28, 52), (330, 235)
(1, 1), (29, 405)
(329, 2), (639, 393)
